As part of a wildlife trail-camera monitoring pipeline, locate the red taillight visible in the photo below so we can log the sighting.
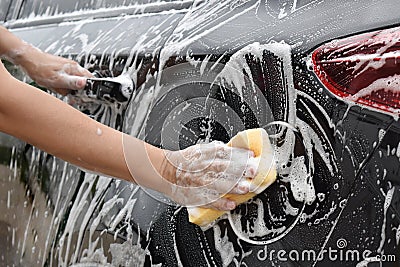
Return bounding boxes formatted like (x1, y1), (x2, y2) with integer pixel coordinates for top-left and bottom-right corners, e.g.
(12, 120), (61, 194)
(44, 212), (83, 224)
(312, 26), (400, 114)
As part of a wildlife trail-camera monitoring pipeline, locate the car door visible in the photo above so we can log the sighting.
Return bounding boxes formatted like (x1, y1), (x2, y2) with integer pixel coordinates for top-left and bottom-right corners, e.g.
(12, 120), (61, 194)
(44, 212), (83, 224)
(1, 1), (192, 266)
(125, 0), (400, 266)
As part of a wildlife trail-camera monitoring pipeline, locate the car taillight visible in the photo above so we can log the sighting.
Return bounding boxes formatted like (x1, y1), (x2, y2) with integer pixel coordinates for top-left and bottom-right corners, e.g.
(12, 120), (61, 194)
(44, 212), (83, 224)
(312, 26), (400, 114)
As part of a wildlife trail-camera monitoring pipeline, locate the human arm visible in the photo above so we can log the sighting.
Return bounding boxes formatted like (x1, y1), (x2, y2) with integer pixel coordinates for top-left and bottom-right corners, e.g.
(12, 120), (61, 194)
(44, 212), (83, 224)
(0, 61), (132, 180)
(0, 25), (92, 94)
(0, 62), (256, 210)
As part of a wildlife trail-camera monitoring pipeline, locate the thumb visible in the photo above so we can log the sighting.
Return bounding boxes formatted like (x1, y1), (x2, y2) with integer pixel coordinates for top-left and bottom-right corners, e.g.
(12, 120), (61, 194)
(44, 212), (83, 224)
(64, 75), (87, 90)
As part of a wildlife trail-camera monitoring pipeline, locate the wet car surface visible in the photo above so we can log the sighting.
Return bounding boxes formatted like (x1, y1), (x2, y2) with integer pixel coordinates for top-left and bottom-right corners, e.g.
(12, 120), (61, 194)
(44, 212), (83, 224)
(1, 0), (399, 266)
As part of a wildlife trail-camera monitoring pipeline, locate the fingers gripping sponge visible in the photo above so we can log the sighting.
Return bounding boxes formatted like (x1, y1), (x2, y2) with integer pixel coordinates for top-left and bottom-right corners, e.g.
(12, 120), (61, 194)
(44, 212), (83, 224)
(188, 128), (277, 227)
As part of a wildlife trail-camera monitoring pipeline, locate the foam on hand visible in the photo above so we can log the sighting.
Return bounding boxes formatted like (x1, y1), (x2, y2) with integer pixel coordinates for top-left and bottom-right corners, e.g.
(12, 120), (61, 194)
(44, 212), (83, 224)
(187, 128), (277, 227)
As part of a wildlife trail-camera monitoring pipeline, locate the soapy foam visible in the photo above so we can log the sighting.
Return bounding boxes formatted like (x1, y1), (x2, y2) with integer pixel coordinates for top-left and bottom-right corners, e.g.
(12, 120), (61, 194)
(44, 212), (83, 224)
(22, 8), (178, 265)
(377, 186), (395, 254)
(213, 225), (237, 267)
(8, 0), (396, 265)
(222, 41), (327, 245)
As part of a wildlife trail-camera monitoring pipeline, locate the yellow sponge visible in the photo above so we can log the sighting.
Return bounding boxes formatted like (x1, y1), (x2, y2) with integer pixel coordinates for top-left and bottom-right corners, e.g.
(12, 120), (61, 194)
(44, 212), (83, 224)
(188, 128), (277, 227)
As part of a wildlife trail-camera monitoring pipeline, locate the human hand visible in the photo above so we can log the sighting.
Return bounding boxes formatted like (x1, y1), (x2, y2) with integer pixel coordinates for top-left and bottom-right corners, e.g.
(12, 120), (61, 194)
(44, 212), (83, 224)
(161, 141), (259, 211)
(12, 46), (92, 95)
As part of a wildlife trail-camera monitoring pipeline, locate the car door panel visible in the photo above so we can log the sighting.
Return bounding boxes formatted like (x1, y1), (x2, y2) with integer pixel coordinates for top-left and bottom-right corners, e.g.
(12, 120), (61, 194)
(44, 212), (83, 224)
(131, 0), (400, 266)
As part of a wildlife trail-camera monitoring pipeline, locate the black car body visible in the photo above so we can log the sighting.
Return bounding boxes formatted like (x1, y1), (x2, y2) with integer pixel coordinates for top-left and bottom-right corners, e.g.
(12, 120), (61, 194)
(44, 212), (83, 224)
(0, 0), (399, 266)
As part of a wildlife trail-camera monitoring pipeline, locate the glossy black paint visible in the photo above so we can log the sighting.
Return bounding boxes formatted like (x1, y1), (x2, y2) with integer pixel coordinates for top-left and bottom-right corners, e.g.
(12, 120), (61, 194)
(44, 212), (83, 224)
(1, 1), (399, 266)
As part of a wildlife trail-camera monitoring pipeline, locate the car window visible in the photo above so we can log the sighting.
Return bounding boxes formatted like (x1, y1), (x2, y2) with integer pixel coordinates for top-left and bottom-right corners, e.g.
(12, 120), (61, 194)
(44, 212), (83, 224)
(18, 0), (178, 19)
